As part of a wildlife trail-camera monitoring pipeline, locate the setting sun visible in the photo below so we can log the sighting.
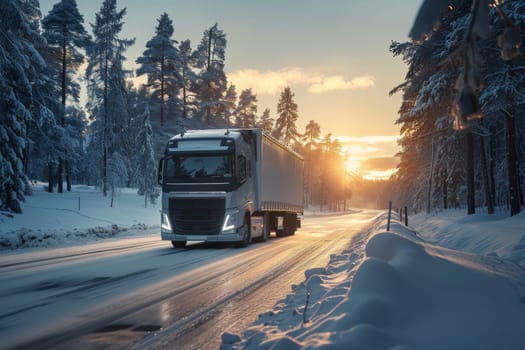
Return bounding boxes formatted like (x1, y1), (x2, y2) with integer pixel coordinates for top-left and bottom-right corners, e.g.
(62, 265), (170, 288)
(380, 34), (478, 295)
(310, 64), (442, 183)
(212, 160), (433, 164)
(345, 157), (361, 173)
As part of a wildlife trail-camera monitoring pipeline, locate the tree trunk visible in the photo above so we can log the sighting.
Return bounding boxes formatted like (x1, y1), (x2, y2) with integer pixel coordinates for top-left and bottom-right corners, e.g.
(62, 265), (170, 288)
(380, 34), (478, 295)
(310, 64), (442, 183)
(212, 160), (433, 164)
(160, 57), (165, 127)
(66, 160), (71, 191)
(426, 138), (435, 214)
(102, 45), (109, 197)
(47, 162), (54, 193)
(480, 136), (494, 214)
(442, 166), (448, 210)
(506, 112), (521, 216)
(466, 131), (475, 215)
(182, 79), (187, 119)
(58, 160), (64, 193)
(489, 128), (497, 207)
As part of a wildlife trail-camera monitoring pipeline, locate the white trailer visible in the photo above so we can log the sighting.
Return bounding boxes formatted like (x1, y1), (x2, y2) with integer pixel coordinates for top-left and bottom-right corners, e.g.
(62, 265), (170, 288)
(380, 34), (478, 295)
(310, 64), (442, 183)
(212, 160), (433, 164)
(158, 128), (303, 247)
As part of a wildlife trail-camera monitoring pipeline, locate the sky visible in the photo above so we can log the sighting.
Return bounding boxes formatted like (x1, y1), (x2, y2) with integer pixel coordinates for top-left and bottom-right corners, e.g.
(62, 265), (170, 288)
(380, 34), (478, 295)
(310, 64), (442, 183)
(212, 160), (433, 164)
(39, 0), (422, 179)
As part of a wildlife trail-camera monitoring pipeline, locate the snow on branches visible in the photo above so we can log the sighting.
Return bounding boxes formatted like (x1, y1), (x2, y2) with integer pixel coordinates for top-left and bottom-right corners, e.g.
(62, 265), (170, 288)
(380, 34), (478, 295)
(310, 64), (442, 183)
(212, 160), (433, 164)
(410, 0), (522, 129)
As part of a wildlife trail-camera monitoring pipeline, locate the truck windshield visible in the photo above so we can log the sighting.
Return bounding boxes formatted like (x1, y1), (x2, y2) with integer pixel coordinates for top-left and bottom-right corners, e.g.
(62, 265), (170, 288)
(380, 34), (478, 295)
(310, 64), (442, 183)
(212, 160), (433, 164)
(164, 153), (234, 183)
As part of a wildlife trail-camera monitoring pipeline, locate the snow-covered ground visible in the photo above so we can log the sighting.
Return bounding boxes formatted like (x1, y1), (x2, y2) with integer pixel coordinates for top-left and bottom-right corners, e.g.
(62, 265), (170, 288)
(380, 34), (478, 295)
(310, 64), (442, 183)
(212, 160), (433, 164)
(0, 184), (160, 250)
(2, 186), (525, 349)
(221, 211), (525, 350)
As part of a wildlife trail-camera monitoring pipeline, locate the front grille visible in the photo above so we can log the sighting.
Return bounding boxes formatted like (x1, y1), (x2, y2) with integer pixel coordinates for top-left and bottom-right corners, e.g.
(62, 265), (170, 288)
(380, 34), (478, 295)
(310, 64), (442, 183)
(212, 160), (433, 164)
(169, 198), (225, 235)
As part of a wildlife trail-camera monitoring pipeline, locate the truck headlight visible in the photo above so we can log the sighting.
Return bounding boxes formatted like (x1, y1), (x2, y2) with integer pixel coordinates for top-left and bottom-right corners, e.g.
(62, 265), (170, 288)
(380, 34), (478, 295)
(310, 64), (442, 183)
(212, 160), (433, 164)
(222, 214), (235, 232)
(222, 209), (239, 232)
(161, 211), (172, 231)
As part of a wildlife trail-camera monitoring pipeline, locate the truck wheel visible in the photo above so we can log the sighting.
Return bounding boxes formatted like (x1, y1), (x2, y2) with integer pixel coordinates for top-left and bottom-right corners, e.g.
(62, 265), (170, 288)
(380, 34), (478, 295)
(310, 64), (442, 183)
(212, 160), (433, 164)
(236, 215), (251, 248)
(171, 240), (186, 248)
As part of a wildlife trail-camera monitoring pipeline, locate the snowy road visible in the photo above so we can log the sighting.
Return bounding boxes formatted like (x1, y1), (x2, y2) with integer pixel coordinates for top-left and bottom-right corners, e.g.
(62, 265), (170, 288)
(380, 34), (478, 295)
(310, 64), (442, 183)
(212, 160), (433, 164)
(0, 210), (380, 349)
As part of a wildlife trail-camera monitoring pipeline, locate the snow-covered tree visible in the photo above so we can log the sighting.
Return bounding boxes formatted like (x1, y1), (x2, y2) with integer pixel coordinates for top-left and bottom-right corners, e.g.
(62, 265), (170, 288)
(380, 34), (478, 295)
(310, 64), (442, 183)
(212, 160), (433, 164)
(0, 0), (48, 212)
(235, 88), (257, 128)
(135, 107), (159, 206)
(193, 23), (228, 126)
(391, 0), (525, 216)
(85, 0), (135, 197)
(257, 108), (274, 134)
(42, 0), (90, 192)
(107, 151), (128, 207)
(136, 12), (180, 127)
(178, 39), (198, 120)
(64, 106), (88, 184)
(274, 87), (301, 143)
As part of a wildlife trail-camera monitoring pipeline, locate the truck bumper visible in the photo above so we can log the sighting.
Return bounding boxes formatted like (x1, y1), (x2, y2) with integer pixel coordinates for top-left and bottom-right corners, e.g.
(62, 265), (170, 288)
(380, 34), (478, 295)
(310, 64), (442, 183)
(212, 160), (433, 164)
(161, 230), (243, 243)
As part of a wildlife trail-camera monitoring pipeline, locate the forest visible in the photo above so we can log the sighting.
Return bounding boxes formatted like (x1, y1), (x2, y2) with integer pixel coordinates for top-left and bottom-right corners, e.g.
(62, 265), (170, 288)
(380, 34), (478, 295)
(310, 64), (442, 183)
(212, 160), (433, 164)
(388, 0), (524, 217)
(0, 0), (352, 213)
(2, 0), (523, 216)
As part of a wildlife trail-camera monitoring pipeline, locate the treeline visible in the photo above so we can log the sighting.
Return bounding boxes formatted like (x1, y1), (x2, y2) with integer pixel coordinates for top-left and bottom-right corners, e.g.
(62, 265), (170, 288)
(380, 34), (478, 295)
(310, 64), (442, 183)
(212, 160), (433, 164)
(0, 0), (353, 213)
(389, 0), (524, 216)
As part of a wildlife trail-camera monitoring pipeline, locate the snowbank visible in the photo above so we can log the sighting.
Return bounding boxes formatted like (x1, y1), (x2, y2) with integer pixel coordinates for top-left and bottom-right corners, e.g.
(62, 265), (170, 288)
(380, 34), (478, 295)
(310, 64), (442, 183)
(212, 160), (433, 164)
(410, 209), (525, 267)
(0, 184), (160, 250)
(221, 214), (525, 350)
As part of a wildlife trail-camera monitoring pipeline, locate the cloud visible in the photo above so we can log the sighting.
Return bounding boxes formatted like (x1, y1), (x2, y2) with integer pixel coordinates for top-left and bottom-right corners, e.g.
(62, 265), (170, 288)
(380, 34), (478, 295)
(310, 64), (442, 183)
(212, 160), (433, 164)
(334, 136), (400, 180)
(335, 135), (399, 144)
(335, 135), (399, 159)
(307, 75), (375, 94)
(362, 169), (398, 181)
(344, 144), (384, 155)
(227, 68), (375, 96)
(361, 156), (400, 171)
(227, 67), (311, 95)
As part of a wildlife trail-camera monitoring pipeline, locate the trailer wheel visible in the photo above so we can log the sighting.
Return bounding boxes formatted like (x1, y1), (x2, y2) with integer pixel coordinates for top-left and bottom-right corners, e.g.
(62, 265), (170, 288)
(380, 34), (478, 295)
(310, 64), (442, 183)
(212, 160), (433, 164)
(283, 213), (297, 236)
(171, 240), (186, 248)
(289, 213), (298, 235)
(261, 213), (270, 242)
(236, 214), (251, 248)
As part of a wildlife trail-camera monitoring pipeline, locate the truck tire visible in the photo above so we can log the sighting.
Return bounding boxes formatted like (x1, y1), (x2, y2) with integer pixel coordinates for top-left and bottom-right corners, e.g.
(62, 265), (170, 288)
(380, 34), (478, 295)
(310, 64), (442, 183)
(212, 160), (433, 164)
(283, 213), (297, 236)
(171, 240), (186, 248)
(289, 213), (297, 236)
(236, 214), (251, 248)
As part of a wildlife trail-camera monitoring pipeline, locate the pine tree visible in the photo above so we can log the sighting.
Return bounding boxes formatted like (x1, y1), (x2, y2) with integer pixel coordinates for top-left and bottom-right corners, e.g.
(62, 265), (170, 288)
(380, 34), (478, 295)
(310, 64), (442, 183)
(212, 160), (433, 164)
(392, 0), (525, 216)
(118, 82), (146, 188)
(274, 87), (300, 143)
(235, 88), (258, 128)
(135, 106), (159, 206)
(178, 39), (197, 120)
(0, 0), (48, 213)
(302, 120), (321, 207)
(222, 84), (237, 127)
(136, 12), (180, 127)
(64, 106), (88, 184)
(302, 120), (321, 150)
(42, 0), (90, 193)
(85, 0), (135, 197)
(193, 23), (227, 126)
(25, 1), (65, 194)
(257, 108), (274, 134)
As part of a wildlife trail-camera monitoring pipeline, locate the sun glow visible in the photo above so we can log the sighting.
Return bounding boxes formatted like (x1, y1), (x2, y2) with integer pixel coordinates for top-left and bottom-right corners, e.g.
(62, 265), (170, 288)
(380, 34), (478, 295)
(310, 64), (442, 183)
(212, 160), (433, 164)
(345, 157), (361, 173)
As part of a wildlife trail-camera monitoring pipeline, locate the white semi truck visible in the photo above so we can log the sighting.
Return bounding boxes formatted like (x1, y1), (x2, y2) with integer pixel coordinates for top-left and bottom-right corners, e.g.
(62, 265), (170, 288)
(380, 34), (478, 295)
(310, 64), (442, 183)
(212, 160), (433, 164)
(157, 128), (304, 248)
